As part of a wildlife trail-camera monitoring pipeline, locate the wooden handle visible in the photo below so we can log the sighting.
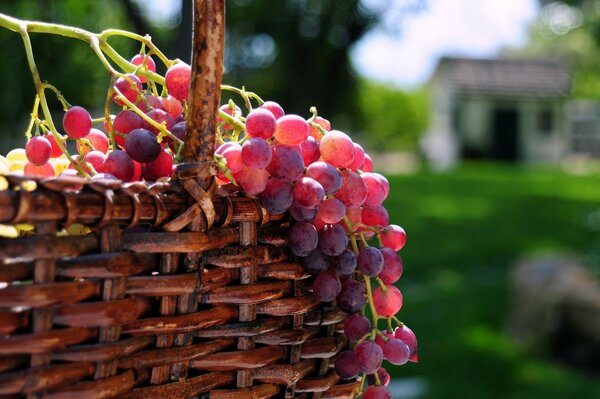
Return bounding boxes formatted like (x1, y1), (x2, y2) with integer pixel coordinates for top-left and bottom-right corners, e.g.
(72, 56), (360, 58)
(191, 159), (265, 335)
(182, 0), (225, 171)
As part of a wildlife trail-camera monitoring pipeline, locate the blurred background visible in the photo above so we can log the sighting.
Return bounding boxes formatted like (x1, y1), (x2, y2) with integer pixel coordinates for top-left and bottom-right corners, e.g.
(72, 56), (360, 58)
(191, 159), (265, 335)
(1, 0), (600, 398)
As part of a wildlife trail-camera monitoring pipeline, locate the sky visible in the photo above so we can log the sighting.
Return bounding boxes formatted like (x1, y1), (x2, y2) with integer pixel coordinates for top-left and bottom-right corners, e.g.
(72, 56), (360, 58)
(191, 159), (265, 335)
(352, 0), (539, 88)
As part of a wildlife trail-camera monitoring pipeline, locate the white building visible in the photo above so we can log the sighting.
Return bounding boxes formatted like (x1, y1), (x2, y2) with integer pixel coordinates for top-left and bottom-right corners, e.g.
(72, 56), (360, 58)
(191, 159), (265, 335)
(422, 57), (571, 169)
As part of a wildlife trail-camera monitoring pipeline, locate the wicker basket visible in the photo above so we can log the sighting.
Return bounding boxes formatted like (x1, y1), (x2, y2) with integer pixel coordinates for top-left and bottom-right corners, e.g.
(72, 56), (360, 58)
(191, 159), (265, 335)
(0, 2), (359, 398)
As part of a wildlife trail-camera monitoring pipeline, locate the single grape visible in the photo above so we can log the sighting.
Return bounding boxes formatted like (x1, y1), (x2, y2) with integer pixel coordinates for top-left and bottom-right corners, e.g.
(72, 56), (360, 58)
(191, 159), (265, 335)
(266, 145), (304, 182)
(332, 248), (357, 276)
(337, 278), (366, 314)
(381, 225), (407, 251)
(344, 314), (371, 341)
(288, 222), (318, 256)
(374, 330), (395, 352)
(274, 114), (310, 146)
(165, 62), (191, 101)
(347, 143), (365, 171)
(334, 350), (360, 379)
(362, 172), (387, 206)
(45, 134), (63, 158)
(63, 106), (92, 139)
(113, 110), (144, 148)
(335, 350), (359, 379)
(161, 95), (184, 119)
(292, 177), (325, 209)
(103, 150), (134, 181)
(334, 169), (367, 208)
(130, 54), (156, 83)
(305, 161), (342, 195)
(83, 150), (106, 174)
(143, 109), (175, 136)
(375, 173), (390, 197)
(394, 324), (418, 363)
(125, 128), (161, 163)
(367, 368), (391, 386)
(300, 136), (320, 165)
(169, 121), (186, 152)
(355, 340), (383, 374)
(145, 148), (173, 179)
(130, 160), (143, 182)
(113, 74), (142, 106)
(318, 223), (348, 256)
(373, 285), (403, 317)
(317, 198), (345, 224)
(217, 142), (243, 173)
(361, 205), (389, 227)
(313, 270), (341, 302)
(234, 166), (269, 195)
(384, 338), (410, 365)
(23, 162), (54, 178)
(261, 101), (285, 120)
(136, 94), (165, 113)
(218, 104), (242, 130)
(260, 178), (293, 214)
(363, 385), (392, 399)
(308, 116), (331, 141)
(289, 201), (318, 222)
(300, 249), (329, 274)
(345, 206), (362, 232)
(241, 138), (272, 169)
(77, 128), (109, 155)
(379, 248), (403, 284)
(25, 136), (52, 166)
(357, 247), (384, 277)
(319, 130), (355, 168)
(363, 154), (374, 172)
(245, 108), (276, 139)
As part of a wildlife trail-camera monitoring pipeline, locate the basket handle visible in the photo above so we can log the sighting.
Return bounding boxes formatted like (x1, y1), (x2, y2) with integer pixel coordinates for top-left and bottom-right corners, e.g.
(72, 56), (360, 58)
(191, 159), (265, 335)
(181, 0), (224, 172)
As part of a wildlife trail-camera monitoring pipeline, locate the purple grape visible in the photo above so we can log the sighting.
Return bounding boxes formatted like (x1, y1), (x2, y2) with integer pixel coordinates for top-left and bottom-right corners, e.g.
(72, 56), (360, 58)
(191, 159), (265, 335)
(305, 161), (342, 195)
(103, 150), (134, 181)
(379, 248), (403, 284)
(367, 368), (391, 386)
(332, 248), (357, 276)
(357, 247), (384, 277)
(383, 338), (410, 365)
(335, 350), (360, 379)
(301, 249), (329, 274)
(363, 385), (392, 399)
(125, 128), (161, 163)
(318, 223), (348, 256)
(260, 178), (293, 214)
(313, 270), (341, 302)
(337, 278), (366, 314)
(292, 177), (325, 208)
(289, 201), (318, 222)
(355, 340), (383, 374)
(241, 137), (272, 169)
(344, 314), (371, 341)
(288, 222), (318, 256)
(394, 324), (418, 363)
(267, 144), (304, 182)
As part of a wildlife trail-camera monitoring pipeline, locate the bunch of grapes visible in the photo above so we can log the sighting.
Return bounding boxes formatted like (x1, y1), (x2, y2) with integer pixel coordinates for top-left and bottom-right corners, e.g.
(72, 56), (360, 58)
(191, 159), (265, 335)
(0, 18), (417, 397)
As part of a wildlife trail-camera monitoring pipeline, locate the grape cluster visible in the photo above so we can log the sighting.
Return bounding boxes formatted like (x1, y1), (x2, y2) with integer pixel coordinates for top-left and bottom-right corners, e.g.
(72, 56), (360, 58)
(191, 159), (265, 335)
(0, 36), (417, 398)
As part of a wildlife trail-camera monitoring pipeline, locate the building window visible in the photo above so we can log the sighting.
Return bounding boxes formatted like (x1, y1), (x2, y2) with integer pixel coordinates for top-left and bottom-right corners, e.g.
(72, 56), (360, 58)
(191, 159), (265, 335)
(538, 108), (554, 134)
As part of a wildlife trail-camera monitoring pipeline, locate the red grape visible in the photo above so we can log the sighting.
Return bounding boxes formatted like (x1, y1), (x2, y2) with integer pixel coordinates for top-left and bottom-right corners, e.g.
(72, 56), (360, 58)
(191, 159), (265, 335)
(289, 201), (318, 222)
(292, 177), (325, 208)
(355, 340), (383, 374)
(316, 198), (345, 224)
(161, 95), (184, 119)
(274, 114), (310, 146)
(241, 138), (272, 169)
(363, 386), (391, 399)
(363, 154), (374, 172)
(337, 278), (366, 314)
(245, 108), (276, 139)
(373, 284), (403, 317)
(381, 224), (407, 251)
(308, 116), (331, 141)
(379, 248), (403, 284)
(24, 162), (54, 178)
(45, 134), (63, 158)
(113, 110), (143, 148)
(357, 247), (384, 277)
(234, 166), (269, 195)
(318, 223), (348, 256)
(218, 142), (243, 173)
(394, 324), (418, 363)
(348, 143), (365, 170)
(362, 205), (389, 227)
(288, 222), (318, 256)
(384, 338), (410, 365)
(25, 136), (51, 165)
(261, 101), (285, 120)
(305, 161), (342, 195)
(130, 53), (156, 83)
(165, 62), (191, 101)
(83, 150), (106, 174)
(218, 104), (242, 130)
(143, 109), (175, 136)
(260, 178), (293, 214)
(267, 145), (304, 182)
(63, 106), (92, 139)
(320, 130), (354, 168)
(113, 73), (142, 106)
(300, 136), (320, 165)
(145, 148), (173, 179)
(103, 150), (134, 181)
(362, 172), (387, 206)
(313, 270), (341, 302)
(367, 368), (391, 386)
(77, 128), (109, 155)
(335, 350), (359, 379)
(344, 314), (371, 341)
(125, 128), (161, 163)
(335, 169), (367, 208)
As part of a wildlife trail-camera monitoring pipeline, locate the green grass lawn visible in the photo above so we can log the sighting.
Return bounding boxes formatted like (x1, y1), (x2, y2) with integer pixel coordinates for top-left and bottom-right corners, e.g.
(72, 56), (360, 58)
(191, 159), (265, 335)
(384, 163), (600, 399)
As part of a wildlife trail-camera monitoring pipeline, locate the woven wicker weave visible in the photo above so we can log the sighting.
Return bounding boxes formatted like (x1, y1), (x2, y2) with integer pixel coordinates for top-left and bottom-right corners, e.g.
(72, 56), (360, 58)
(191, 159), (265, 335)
(0, 1), (359, 398)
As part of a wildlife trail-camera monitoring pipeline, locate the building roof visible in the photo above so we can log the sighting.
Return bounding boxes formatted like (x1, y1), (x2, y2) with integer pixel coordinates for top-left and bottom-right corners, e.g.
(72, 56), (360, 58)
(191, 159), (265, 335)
(434, 57), (571, 97)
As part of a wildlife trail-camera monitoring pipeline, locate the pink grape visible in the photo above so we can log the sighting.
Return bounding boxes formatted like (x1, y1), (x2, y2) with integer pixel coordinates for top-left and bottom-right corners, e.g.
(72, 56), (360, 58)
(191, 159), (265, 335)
(292, 177), (325, 208)
(113, 74), (142, 106)
(362, 172), (387, 206)
(347, 143), (365, 170)
(313, 270), (341, 302)
(367, 368), (391, 386)
(125, 128), (161, 163)
(373, 285), (403, 317)
(355, 340), (383, 374)
(289, 201), (318, 222)
(130, 53), (156, 83)
(104, 150), (134, 181)
(143, 109), (175, 136)
(384, 338), (410, 365)
(301, 249), (329, 274)
(335, 169), (367, 207)
(113, 110), (143, 148)
(288, 222), (318, 256)
(300, 136), (320, 165)
(374, 330), (395, 351)
(362, 205), (389, 227)
(305, 161), (342, 195)
(335, 350), (360, 379)
(357, 247), (384, 277)
(318, 223), (348, 256)
(344, 314), (371, 341)
(363, 386), (391, 399)
(332, 248), (357, 276)
(311, 216), (327, 232)
(267, 145), (304, 182)
(337, 278), (366, 314)
(274, 114), (310, 146)
(45, 134), (63, 158)
(261, 101), (285, 120)
(260, 178), (293, 214)
(24, 162), (54, 178)
(363, 154), (374, 172)
(319, 130), (354, 168)
(220, 143), (243, 173)
(218, 104), (242, 130)
(136, 94), (165, 113)
(379, 248), (403, 284)
(375, 173), (390, 197)
(345, 206), (362, 231)
(25, 136), (51, 165)
(381, 225), (407, 251)
(241, 138), (272, 169)
(161, 95), (184, 119)
(317, 198), (345, 224)
(145, 148), (173, 179)
(130, 160), (142, 182)
(165, 62), (191, 101)
(78, 128), (109, 155)
(245, 108), (276, 139)
(83, 150), (106, 174)
(234, 166), (269, 195)
(394, 324), (418, 363)
(63, 106), (92, 139)
(308, 116), (331, 141)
